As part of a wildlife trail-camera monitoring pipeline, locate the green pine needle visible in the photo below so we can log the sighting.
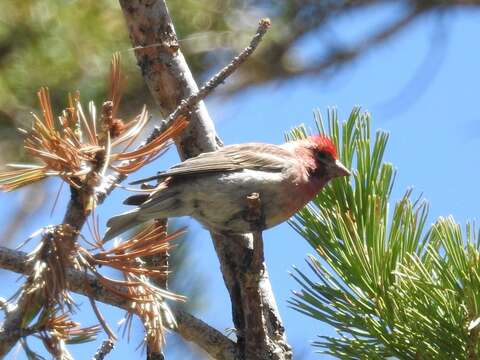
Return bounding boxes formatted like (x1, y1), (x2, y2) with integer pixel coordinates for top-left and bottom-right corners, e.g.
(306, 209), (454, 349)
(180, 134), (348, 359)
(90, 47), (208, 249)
(289, 108), (480, 359)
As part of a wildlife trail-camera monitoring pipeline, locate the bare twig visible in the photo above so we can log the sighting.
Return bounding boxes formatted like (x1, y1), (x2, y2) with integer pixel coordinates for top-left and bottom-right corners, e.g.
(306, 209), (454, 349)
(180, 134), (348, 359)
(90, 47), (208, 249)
(92, 339), (115, 360)
(162, 18), (271, 129)
(88, 296), (117, 341)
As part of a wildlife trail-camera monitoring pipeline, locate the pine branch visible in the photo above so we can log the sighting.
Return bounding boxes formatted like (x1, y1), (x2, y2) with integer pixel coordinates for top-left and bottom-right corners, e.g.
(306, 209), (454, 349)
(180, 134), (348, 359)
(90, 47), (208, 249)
(119, 1), (291, 358)
(0, 246), (240, 360)
(0, 177), (93, 356)
(0, 2), (280, 358)
(288, 109), (480, 358)
(0, 14), (269, 358)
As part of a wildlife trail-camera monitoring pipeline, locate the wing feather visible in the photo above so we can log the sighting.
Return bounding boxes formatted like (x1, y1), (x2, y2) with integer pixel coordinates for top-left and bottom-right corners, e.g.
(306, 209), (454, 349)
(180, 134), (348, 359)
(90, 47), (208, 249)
(130, 143), (292, 185)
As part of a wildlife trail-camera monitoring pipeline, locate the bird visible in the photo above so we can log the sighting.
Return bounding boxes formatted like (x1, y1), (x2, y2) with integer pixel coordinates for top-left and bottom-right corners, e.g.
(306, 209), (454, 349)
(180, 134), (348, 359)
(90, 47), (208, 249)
(104, 135), (350, 241)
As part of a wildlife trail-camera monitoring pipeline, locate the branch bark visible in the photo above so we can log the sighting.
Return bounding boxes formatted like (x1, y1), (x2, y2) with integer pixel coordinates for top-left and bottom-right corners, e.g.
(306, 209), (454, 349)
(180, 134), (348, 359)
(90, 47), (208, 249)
(119, 1), (291, 358)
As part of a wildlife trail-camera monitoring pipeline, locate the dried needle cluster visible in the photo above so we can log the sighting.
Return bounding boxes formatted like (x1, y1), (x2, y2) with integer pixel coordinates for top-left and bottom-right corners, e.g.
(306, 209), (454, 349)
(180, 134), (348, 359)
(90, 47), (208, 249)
(0, 55), (187, 358)
(0, 54), (186, 193)
(79, 221), (186, 351)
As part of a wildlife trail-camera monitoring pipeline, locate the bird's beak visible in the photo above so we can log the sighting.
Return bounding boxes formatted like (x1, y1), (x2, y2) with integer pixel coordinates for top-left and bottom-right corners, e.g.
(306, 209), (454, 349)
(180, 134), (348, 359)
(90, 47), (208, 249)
(333, 159), (351, 177)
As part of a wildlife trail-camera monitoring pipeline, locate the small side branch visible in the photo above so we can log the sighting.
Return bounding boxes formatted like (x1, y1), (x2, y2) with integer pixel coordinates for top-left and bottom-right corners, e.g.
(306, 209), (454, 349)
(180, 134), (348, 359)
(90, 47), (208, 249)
(163, 19), (271, 128)
(142, 17), (271, 149)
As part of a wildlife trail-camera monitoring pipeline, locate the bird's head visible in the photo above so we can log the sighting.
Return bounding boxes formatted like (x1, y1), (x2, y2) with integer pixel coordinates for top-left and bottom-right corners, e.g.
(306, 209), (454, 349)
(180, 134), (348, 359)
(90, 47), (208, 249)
(307, 135), (351, 179)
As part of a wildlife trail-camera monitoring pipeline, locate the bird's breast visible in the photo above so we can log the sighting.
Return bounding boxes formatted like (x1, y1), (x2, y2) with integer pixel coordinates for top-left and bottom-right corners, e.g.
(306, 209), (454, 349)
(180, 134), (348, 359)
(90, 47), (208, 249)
(183, 168), (325, 233)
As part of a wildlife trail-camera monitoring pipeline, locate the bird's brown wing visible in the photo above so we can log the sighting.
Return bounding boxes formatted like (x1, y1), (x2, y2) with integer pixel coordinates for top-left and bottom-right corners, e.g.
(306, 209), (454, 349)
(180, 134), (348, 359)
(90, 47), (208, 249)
(130, 143), (293, 185)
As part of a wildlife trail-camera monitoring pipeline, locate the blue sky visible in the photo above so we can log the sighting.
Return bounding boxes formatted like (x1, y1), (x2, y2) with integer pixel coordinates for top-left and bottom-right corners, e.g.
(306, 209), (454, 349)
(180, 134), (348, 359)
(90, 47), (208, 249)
(1, 4), (480, 360)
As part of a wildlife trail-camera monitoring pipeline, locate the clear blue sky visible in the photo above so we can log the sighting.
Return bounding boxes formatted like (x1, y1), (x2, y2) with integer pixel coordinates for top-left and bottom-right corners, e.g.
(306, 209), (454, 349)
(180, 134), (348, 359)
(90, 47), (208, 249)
(1, 5), (480, 360)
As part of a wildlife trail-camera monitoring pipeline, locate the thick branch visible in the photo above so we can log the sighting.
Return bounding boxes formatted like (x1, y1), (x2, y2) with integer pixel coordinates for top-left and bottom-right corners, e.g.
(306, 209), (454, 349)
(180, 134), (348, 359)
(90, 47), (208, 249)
(119, 0), (218, 159)
(242, 193), (267, 356)
(119, 1), (291, 358)
(0, 246), (240, 360)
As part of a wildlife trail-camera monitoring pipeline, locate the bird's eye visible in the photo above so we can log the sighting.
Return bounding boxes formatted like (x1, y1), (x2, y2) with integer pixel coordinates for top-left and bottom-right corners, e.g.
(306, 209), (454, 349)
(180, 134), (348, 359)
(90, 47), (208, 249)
(316, 151), (330, 162)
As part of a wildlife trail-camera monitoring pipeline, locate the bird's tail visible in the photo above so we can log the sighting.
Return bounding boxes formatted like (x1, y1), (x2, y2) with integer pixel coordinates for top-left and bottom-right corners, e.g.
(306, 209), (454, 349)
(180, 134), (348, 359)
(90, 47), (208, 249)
(104, 184), (180, 242)
(103, 209), (141, 242)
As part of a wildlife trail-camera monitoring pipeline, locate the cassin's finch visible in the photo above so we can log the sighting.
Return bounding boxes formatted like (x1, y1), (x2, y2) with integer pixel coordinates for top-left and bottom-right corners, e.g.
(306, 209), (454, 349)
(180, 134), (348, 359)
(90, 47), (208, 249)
(104, 135), (350, 241)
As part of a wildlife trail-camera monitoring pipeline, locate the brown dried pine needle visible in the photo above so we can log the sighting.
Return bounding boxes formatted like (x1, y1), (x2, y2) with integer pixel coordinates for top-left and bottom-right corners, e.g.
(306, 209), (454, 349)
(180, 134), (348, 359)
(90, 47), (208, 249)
(76, 222), (185, 349)
(78, 222), (185, 302)
(19, 225), (79, 317)
(33, 309), (100, 359)
(0, 54), (187, 191)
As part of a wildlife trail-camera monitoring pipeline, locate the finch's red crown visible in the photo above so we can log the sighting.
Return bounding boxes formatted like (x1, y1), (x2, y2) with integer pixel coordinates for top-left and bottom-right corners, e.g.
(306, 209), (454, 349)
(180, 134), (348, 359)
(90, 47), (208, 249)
(310, 135), (337, 159)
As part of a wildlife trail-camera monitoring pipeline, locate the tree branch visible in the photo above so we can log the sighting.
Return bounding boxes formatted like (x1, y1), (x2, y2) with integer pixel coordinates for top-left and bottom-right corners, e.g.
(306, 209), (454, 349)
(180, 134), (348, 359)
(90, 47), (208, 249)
(0, 15), (270, 358)
(0, 246), (240, 360)
(118, 1), (291, 358)
(242, 193), (267, 357)
(162, 18), (270, 128)
(0, 1), (282, 358)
